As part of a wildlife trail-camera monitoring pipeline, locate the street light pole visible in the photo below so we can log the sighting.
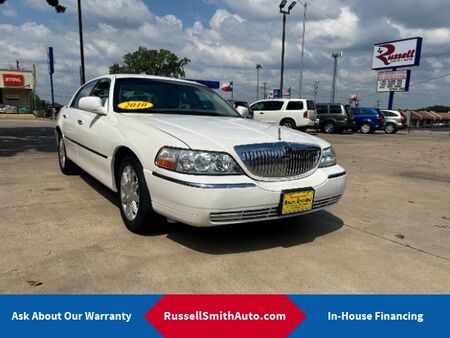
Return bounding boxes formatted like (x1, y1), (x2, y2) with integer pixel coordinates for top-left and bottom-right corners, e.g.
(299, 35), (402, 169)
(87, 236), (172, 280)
(77, 0), (86, 85)
(298, 1), (307, 98)
(279, 1), (296, 97)
(331, 51), (342, 103)
(256, 64), (262, 100)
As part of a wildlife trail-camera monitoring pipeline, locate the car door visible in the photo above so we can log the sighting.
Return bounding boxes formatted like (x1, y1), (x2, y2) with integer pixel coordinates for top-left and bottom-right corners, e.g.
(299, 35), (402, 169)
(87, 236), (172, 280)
(61, 80), (98, 163)
(72, 78), (111, 185)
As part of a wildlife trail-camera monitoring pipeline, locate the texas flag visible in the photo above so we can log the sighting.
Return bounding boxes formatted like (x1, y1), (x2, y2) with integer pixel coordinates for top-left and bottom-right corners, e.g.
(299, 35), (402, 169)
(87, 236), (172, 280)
(221, 81), (233, 92)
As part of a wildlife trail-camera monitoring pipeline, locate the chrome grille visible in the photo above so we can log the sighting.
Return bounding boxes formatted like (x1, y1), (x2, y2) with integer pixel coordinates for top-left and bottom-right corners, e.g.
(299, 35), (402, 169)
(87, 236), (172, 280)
(234, 142), (321, 178)
(210, 195), (342, 224)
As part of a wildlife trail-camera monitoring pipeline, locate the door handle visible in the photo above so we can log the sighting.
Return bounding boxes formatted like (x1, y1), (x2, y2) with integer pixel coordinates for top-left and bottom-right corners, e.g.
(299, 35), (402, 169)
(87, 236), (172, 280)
(62, 114), (68, 119)
(77, 119), (84, 125)
(259, 112), (264, 114)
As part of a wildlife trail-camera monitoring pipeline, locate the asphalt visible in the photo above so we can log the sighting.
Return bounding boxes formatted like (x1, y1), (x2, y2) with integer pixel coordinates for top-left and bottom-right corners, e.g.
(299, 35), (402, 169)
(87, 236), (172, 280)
(0, 119), (449, 293)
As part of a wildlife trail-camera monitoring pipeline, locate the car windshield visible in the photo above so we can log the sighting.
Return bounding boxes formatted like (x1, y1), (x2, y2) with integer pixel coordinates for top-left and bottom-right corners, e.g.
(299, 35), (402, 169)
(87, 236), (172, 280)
(113, 78), (241, 117)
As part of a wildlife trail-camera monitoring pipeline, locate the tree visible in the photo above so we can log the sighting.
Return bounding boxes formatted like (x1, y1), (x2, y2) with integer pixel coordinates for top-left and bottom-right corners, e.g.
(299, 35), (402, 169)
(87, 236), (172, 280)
(109, 47), (191, 78)
(0, 0), (66, 12)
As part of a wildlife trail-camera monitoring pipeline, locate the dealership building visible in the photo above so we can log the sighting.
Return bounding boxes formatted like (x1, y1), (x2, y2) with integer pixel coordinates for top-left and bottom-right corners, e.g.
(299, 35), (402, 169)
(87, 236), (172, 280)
(0, 69), (34, 111)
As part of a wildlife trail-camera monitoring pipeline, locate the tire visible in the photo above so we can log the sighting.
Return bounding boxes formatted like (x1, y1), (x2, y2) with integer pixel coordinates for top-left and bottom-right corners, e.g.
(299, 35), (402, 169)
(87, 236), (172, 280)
(118, 156), (160, 233)
(57, 133), (78, 175)
(323, 121), (336, 134)
(280, 119), (296, 129)
(360, 123), (372, 134)
(385, 123), (397, 134)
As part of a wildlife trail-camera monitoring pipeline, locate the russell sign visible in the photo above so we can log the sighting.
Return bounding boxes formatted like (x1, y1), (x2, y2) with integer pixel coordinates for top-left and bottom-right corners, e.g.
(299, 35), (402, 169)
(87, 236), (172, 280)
(372, 37), (422, 70)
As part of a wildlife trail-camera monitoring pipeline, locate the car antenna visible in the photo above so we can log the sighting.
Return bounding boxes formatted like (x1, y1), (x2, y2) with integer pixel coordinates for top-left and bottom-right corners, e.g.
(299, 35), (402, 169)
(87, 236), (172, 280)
(278, 127), (281, 140)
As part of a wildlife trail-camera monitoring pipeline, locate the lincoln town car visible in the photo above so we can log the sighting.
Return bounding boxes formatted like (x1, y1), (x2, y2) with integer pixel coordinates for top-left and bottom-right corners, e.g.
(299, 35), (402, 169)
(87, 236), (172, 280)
(56, 75), (346, 233)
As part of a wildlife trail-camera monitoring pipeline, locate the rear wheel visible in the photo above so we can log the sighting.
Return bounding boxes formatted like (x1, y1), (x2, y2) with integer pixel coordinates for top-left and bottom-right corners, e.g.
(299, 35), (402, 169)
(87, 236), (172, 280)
(323, 121), (336, 134)
(280, 118), (296, 129)
(360, 123), (372, 134)
(118, 156), (161, 233)
(385, 123), (397, 134)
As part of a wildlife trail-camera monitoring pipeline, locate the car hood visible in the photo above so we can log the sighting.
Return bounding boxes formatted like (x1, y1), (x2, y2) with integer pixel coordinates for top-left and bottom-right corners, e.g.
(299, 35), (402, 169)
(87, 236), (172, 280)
(122, 113), (329, 152)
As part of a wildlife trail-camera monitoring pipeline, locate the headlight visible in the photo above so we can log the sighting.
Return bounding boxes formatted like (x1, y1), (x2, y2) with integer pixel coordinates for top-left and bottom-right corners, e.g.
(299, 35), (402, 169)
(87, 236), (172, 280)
(155, 147), (243, 175)
(319, 146), (337, 168)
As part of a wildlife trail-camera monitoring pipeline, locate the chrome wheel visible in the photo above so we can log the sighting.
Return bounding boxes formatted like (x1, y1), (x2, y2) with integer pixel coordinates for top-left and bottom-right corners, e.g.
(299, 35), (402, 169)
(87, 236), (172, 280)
(120, 165), (140, 221)
(324, 122), (335, 133)
(360, 123), (371, 134)
(281, 120), (295, 129)
(385, 124), (395, 134)
(59, 138), (66, 167)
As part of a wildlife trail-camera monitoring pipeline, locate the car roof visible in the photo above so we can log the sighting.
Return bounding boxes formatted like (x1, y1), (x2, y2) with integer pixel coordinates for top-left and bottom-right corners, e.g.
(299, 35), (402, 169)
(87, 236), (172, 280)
(86, 74), (204, 87)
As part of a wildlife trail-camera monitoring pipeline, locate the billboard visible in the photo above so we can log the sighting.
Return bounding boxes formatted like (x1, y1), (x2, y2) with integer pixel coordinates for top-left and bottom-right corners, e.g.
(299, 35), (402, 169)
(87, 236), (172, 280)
(376, 70), (411, 92)
(0, 70), (33, 88)
(372, 37), (422, 70)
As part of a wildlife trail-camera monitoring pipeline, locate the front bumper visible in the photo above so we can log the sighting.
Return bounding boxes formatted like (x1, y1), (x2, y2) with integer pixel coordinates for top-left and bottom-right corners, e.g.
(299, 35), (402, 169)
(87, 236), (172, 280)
(145, 165), (347, 227)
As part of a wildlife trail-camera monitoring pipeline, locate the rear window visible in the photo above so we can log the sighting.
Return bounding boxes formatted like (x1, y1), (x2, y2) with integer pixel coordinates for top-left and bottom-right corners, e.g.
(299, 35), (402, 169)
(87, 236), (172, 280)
(307, 100), (315, 110)
(329, 105), (342, 114)
(286, 101), (304, 110)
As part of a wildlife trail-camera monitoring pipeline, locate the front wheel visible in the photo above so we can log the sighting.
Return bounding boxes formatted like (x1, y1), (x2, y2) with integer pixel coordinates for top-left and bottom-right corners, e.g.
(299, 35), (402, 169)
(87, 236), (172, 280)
(118, 156), (161, 233)
(360, 123), (372, 134)
(57, 134), (77, 175)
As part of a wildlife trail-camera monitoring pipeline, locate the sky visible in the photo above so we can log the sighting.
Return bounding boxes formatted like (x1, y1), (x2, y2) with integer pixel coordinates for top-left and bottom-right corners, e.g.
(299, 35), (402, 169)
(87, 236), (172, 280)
(1, 0), (449, 109)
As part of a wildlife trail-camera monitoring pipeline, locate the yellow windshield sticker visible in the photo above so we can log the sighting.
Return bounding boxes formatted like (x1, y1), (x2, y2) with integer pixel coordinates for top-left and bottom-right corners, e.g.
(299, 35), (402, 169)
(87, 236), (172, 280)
(118, 101), (153, 110)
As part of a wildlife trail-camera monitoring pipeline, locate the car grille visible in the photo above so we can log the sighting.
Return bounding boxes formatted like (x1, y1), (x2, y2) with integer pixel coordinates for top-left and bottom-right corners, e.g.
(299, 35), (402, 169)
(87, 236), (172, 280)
(210, 195), (342, 224)
(234, 142), (321, 178)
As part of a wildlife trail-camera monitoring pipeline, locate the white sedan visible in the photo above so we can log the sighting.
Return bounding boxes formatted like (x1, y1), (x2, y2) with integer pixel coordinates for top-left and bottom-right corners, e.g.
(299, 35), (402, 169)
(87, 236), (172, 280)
(56, 75), (346, 233)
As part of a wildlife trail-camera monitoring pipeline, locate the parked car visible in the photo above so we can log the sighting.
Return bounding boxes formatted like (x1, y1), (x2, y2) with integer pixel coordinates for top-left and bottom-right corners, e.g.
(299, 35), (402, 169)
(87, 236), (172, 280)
(380, 110), (407, 134)
(228, 99), (253, 119)
(351, 107), (385, 134)
(316, 103), (354, 133)
(56, 75), (346, 233)
(250, 98), (317, 131)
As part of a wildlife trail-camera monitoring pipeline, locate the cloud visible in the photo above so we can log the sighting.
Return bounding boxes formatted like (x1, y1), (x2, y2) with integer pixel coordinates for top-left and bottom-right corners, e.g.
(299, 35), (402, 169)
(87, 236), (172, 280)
(0, 0), (449, 109)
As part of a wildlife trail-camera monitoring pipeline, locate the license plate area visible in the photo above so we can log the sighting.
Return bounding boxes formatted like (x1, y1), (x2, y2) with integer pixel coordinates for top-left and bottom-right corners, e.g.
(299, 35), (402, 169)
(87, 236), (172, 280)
(279, 188), (315, 215)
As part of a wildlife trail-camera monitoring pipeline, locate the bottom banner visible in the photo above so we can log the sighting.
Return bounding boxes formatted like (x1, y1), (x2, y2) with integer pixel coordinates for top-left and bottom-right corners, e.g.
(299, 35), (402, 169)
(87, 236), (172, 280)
(0, 295), (448, 337)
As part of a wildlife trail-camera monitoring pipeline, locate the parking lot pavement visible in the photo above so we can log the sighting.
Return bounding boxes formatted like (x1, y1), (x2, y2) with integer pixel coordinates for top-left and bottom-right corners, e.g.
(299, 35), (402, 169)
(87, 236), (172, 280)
(1, 119), (449, 294)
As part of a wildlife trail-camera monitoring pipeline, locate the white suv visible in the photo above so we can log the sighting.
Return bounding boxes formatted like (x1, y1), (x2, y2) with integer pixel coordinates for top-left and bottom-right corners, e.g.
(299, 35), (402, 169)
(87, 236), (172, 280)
(250, 99), (317, 131)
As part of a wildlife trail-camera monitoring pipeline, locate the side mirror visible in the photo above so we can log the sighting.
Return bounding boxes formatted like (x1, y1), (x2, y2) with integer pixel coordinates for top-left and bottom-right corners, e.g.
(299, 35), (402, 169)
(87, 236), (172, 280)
(79, 96), (106, 115)
(236, 105), (250, 118)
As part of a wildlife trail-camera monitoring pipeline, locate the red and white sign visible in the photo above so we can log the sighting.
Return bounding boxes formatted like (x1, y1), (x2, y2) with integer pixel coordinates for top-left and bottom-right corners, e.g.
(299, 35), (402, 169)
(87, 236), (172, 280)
(2, 74), (25, 87)
(372, 37), (422, 70)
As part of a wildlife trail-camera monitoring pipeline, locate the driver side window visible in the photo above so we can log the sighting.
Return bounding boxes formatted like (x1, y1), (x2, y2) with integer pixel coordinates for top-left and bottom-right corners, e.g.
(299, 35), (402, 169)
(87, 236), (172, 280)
(91, 79), (111, 106)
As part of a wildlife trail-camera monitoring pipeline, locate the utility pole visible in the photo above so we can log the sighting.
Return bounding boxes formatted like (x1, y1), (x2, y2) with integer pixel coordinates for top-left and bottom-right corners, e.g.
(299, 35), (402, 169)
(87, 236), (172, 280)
(331, 51), (342, 103)
(376, 100), (380, 109)
(279, 1), (296, 97)
(77, 0), (86, 85)
(263, 82), (267, 99)
(256, 64), (262, 100)
(16, 60), (19, 70)
(313, 80), (319, 103)
(299, 1), (307, 98)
